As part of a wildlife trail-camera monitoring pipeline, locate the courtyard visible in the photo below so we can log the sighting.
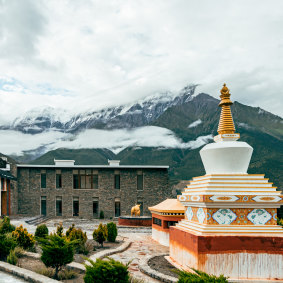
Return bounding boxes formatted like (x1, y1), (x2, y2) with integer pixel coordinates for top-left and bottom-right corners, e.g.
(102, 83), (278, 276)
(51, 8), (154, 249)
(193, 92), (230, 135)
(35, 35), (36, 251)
(7, 217), (171, 283)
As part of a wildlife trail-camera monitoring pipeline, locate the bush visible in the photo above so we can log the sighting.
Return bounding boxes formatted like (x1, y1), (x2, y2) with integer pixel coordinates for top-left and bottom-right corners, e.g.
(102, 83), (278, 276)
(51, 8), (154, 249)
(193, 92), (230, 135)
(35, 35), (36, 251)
(277, 218), (283, 226)
(7, 249), (18, 265)
(66, 224), (87, 254)
(55, 223), (64, 237)
(176, 268), (228, 283)
(12, 225), (35, 250)
(84, 258), (130, 283)
(35, 224), (49, 238)
(58, 269), (77, 280)
(14, 246), (25, 258)
(38, 234), (76, 279)
(107, 222), (118, 242)
(99, 210), (104, 219)
(93, 223), (107, 247)
(0, 233), (17, 260)
(35, 267), (55, 278)
(0, 216), (15, 234)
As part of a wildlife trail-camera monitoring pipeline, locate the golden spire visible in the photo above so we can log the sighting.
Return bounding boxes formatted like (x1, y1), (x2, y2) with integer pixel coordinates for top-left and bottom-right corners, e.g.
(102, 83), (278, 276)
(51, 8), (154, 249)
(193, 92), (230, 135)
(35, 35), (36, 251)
(217, 84), (235, 135)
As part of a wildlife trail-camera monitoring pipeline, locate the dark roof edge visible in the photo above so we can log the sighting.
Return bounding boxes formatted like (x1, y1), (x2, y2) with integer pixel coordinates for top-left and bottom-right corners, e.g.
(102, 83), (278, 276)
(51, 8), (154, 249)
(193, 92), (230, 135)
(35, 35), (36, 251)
(16, 164), (169, 169)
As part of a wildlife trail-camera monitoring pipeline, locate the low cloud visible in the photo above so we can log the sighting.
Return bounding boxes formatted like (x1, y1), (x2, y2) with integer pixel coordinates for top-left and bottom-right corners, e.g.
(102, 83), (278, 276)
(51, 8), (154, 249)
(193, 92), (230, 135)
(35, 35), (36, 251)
(0, 126), (213, 156)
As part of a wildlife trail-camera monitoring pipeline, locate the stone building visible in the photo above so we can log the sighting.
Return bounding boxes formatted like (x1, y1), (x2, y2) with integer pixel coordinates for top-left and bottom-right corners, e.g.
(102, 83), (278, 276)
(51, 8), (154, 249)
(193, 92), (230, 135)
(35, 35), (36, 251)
(16, 159), (170, 219)
(0, 157), (17, 217)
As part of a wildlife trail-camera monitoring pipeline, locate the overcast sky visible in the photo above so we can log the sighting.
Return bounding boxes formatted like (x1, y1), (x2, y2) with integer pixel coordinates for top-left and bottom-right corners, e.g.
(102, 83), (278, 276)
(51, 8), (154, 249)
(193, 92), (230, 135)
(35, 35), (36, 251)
(0, 0), (282, 124)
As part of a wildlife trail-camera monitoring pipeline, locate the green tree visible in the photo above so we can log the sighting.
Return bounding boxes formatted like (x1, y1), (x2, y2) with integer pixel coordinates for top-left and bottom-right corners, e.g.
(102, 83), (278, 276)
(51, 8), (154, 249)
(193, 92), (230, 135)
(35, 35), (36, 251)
(84, 258), (130, 283)
(38, 234), (76, 279)
(66, 224), (88, 254)
(107, 222), (118, 242)
(0, 216), (15, 234)
(93, 223), (107, 247)
(35, 224), (49, 238)
(12, 225), (35, 250)
(0, 233), (17, 260)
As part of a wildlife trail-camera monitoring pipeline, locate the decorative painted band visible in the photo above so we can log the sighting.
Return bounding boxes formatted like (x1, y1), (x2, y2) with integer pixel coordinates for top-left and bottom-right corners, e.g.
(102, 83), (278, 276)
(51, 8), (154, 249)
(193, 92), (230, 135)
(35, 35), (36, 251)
(184, 207), (277, 225)
(178, 195), (283, 203)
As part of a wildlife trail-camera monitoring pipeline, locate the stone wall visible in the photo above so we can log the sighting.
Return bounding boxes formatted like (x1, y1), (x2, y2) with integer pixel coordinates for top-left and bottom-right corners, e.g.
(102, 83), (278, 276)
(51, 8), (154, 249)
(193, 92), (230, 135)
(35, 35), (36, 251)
(16, 167), (170, 219)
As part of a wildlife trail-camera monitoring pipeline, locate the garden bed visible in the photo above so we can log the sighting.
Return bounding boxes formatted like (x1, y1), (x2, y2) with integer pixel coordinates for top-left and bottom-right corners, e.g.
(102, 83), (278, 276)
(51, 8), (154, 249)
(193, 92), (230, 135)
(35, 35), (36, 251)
(73, 239), (124, 263)
(148, 255), (179, 279)
(18, 257), (85, 282)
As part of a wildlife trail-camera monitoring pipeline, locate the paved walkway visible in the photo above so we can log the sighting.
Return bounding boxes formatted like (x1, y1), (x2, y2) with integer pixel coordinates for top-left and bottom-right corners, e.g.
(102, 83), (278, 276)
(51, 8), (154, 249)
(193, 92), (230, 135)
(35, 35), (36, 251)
(110, 233), (169, 282)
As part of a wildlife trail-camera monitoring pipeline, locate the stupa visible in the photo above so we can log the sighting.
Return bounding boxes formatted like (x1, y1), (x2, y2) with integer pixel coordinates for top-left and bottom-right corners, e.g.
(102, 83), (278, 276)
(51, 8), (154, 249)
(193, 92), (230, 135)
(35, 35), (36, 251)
(169, 84), (283, 280)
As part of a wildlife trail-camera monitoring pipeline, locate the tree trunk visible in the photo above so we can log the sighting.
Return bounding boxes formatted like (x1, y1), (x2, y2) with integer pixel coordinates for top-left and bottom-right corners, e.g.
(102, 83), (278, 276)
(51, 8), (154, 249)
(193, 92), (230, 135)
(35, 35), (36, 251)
(54, 266), (59, 279)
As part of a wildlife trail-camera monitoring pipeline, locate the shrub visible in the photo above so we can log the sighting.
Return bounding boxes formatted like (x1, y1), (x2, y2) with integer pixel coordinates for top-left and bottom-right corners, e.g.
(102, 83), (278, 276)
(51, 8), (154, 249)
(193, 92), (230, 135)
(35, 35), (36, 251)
(35, 267), (55, 278)
(66, 224), (87, 254)
(14, 246), (25, 258)
(12, 225), (35, 250)
(38, 234), (76, 279)
(107, 222), (118, 242)
(0, 216), (15, 234)
(55, 223), (64, 237)
(35, 224), (49, 238)
(176, 268), (228, 283)
(84, 258), (130, 283)
(99, 210), (104, 219)
(93, 223), (107, 247)
(0, 233), (17, 260)
(277, 218), (283, 226)
(7, 249), (18, 265)
(58, 269), (77, 280)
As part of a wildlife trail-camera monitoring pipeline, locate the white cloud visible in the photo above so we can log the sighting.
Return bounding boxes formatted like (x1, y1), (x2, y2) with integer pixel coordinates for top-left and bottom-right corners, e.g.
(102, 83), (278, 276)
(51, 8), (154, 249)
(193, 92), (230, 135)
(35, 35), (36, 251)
(0, 0), (282, 119)
(188, 119), (202, 128)
(0, 126), (213, 156)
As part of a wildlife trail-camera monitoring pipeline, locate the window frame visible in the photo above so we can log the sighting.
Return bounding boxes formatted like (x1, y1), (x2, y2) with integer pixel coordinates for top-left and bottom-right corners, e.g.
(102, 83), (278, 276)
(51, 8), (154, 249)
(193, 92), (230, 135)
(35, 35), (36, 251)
(55, 196), (62, 216)
(73, 169), (99, 189)
(56, 170), (62, 189)
(137, 171), (144, 191)
(41, 171), (46, 189)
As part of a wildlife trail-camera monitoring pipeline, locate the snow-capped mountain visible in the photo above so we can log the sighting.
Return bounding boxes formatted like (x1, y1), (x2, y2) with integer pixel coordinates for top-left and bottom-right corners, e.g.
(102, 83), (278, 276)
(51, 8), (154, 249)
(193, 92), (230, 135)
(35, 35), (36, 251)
(3, 85), (198, 134)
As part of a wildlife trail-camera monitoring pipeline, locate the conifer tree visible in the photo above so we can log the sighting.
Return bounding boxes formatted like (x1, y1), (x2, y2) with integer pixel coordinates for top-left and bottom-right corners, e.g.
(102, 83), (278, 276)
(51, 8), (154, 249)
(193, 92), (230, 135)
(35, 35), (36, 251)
(38, 234), (76, 279)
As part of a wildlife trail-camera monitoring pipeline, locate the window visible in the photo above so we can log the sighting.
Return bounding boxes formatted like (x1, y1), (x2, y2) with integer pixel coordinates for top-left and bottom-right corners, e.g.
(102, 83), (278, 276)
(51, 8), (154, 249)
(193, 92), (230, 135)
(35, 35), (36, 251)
(166, 221), (178, 228)
(153, 217), (162, 226)
(56, 170), (62, 189)
(114, 174), (120, 190)
(93, 174), (98, 189)
(41, 196), (46, 216)
(73, 170), (79, 189)
(73, 169), (98, 189)
(56, 196), (62, 216)
(137, 171), (143, 190)
(115, 200), (121, 217)
(41, 171), (46, 189)
(85, 170), (92, 189)
(93, 197), (99, 218)
(73, 197), (79, 216)
(137, 200), (144, 216)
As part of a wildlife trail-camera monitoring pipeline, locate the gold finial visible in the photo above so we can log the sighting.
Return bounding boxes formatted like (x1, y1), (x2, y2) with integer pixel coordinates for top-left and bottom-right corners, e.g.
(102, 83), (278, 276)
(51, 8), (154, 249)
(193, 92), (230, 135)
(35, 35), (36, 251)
(219, 83), (232, 107)
(217, 83), (235, 135)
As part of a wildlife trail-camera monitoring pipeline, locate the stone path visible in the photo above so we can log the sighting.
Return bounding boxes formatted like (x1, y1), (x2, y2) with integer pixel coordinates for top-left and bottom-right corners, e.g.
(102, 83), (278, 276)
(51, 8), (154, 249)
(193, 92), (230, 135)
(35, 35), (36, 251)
(110, 233), (169, 282)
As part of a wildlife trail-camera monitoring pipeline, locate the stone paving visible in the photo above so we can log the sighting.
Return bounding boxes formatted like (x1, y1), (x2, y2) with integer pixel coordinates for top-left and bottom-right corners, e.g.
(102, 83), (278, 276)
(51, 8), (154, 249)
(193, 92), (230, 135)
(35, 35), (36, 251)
(10, 217), (169, 282)
(110, 233), (169, 282)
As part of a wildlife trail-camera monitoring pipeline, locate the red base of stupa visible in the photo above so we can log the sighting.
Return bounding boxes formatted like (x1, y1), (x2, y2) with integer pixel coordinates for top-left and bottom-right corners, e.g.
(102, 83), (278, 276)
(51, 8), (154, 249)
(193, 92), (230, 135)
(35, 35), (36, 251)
(169, 226), (283, 280)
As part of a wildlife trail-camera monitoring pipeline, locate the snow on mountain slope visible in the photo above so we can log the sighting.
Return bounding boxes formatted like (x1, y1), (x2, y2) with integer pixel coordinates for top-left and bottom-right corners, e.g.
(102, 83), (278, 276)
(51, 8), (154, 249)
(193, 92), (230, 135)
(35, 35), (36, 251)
(3, 85), (198, 134)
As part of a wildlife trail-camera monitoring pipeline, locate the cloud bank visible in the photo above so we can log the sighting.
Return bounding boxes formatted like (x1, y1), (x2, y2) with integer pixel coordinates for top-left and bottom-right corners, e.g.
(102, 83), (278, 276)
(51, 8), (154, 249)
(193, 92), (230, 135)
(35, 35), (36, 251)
(0, 126), (213, 156)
